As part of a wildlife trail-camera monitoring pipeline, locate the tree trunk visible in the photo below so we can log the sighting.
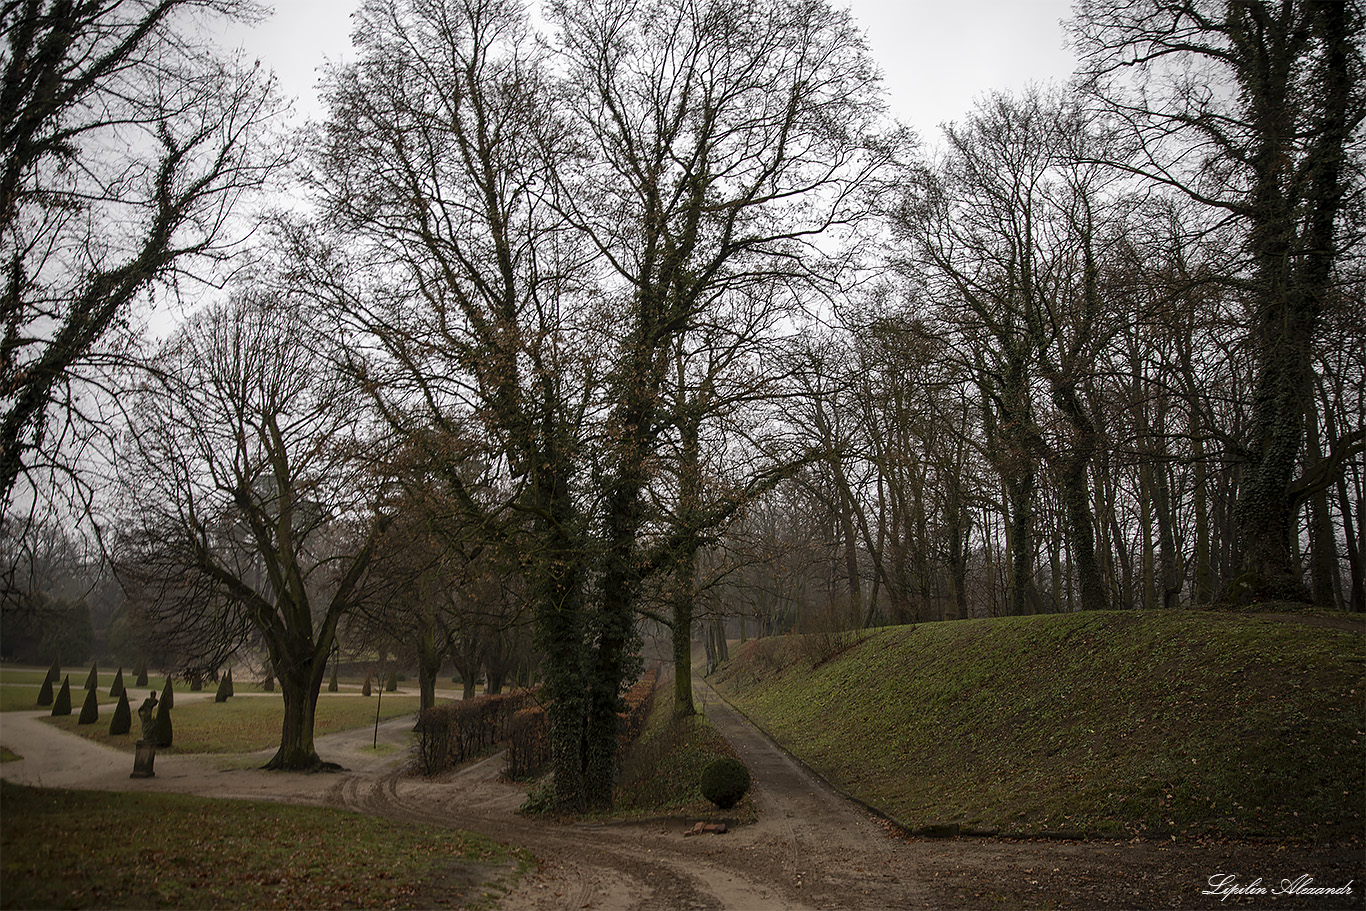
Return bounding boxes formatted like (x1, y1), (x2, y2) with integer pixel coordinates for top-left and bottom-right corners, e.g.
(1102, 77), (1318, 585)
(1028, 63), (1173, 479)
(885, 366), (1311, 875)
(672, 411), (700, 717)
(1232, 1), (1355, 605)
(1192, 418), (1213, 605)
(417, 626), (441, 713)
(263, 648), (328, 771)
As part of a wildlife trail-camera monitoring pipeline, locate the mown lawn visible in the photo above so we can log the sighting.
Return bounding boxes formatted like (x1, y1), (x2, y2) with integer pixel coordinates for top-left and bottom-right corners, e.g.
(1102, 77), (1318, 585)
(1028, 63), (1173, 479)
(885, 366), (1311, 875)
(0, 780), (529, 910)
(40, 695), (426, 754)
(712, 609), (1365, 840)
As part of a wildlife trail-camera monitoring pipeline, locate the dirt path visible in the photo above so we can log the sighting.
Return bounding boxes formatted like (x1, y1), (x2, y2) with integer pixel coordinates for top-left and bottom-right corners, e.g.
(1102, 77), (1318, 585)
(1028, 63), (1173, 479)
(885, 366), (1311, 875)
(3, 682), (1363, 910)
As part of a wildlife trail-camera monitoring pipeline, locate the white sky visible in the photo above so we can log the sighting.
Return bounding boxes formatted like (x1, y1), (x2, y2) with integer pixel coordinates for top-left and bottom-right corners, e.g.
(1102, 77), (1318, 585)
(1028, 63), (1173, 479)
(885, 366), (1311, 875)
(222, 0), (1080, 145)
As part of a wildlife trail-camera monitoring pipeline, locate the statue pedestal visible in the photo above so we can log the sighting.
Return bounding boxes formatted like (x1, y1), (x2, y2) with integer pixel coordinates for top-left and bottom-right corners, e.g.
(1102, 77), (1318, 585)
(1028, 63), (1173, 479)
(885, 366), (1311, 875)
(130, 740), (156, 778)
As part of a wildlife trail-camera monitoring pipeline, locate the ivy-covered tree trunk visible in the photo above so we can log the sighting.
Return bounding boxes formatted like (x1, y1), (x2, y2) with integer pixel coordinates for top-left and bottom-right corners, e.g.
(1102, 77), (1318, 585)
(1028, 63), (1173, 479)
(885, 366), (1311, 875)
(672, 412), (700, 718)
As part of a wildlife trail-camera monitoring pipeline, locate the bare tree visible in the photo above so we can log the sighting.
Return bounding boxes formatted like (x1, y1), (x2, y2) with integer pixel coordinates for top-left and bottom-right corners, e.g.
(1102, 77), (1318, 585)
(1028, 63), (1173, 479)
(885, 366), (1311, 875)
(310, 0), (894, 810)
(1073, 0), (1366, 602)
(1, 0), (287, 517)
(116, 290), (391, 770)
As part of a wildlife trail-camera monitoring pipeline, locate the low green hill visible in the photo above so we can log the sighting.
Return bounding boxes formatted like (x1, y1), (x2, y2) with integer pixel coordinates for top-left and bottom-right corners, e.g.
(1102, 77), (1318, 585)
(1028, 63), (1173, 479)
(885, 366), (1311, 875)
(711, 610), (1364, 840)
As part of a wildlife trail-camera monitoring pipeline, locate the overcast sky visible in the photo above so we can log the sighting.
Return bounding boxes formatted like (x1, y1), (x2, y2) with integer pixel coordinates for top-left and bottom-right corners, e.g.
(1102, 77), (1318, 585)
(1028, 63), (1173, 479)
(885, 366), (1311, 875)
(222, 0), (1080, 146)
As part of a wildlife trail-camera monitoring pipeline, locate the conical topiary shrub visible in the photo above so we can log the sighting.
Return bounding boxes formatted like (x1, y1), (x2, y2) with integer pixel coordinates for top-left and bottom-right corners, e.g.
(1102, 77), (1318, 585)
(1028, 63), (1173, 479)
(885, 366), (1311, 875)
(109, 667), (125, 698)
(109, 690), (132, 735)
(134, 660), (148, 687)
(262, 673), (274, 693)
(36, 675), (53, 707)
(46, 657), (60, 685)
(84, 662), (98, 691)
(51, 676), (72, 716)
(189, 673), (202, 692)
(225, 668), (234, 698)
(386, 671), (397, 692)
(328, 664), (338, 692)
(78, 686), (99, 724)
(214, 669), (231, 703)
(153, 692), (172, 747)
(362, 674), (372, 697)
(161, 678), (174, 710)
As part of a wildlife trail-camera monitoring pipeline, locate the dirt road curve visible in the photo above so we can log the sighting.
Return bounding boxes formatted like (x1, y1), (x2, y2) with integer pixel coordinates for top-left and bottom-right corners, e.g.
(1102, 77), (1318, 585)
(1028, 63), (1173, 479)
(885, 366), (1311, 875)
(2, 687), (1362, 910)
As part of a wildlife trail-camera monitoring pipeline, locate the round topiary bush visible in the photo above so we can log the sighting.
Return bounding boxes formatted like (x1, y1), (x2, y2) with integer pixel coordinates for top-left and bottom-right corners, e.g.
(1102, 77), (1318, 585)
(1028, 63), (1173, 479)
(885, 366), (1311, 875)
(700, 757), (751, 809)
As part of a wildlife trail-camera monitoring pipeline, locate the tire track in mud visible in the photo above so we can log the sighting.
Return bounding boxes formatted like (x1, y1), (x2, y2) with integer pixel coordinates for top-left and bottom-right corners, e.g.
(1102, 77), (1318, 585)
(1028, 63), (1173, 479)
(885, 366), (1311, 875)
(324, 755), (730, 910)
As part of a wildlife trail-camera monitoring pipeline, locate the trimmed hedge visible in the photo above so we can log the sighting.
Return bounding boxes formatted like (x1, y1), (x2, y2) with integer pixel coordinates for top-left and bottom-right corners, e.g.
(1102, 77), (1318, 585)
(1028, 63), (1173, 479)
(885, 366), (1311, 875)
(109, 691), (132, 735)
(502, 668), (660, 781)
(109, 667), (125, 698)
(51, 677), (72, 716)
(416, 689), (538, 776)
(77, 686), (99, 724)
(503, 707), (549, 780)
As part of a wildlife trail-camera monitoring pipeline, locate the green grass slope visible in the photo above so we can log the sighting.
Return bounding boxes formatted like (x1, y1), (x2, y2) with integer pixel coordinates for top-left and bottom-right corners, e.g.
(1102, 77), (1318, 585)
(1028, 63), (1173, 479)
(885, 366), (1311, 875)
(712, 610), (1365, 840)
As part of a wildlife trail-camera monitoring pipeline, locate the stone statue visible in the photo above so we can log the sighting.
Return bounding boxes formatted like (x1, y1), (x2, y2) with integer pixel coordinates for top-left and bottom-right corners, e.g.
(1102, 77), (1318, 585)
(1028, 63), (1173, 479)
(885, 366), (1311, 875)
(137, 691), (159, 742)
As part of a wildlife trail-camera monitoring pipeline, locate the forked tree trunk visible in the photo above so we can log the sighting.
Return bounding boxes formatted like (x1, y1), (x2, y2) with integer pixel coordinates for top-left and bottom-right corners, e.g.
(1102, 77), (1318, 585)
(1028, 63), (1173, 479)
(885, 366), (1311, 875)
(264, 649), (329, 771)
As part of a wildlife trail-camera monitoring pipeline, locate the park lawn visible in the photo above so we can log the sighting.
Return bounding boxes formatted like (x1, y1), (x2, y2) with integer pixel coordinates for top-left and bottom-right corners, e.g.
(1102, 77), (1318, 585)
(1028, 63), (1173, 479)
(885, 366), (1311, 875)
(0, 668), (51, 685)
(40, 695), (425, 754)
(0, 780), (530, 910)
(713, 609), (1365, 841)
(2, 682), (124, 714)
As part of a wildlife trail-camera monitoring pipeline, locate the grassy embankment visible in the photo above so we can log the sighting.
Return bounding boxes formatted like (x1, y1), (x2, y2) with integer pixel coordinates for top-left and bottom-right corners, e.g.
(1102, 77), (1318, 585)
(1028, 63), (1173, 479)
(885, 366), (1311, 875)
(0, 780), (529, 910)
(712, 609), (1364, 840)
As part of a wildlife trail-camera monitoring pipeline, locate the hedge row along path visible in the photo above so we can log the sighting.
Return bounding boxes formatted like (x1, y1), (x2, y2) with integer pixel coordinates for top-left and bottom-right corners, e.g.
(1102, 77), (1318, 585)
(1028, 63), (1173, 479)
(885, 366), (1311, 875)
(1, 681), (1362, 909)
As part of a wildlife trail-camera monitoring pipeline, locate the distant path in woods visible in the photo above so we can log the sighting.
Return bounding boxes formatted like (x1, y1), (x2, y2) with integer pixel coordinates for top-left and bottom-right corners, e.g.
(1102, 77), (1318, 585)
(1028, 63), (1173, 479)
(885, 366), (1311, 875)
(3, 678), (1362, 909)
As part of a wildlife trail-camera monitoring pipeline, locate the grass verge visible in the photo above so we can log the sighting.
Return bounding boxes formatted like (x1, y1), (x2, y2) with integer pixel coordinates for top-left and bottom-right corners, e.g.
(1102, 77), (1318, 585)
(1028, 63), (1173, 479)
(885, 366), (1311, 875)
(712, 610), (1365, 841)
(612, 677), (754, 823)
(0, 780), (529, 910)
(41, 696), (424, 754)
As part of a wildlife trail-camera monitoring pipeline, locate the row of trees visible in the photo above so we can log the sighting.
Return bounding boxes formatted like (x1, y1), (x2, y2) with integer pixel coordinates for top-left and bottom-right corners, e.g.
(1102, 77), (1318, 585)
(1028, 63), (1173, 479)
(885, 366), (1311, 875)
(2, 0), (1361, 810)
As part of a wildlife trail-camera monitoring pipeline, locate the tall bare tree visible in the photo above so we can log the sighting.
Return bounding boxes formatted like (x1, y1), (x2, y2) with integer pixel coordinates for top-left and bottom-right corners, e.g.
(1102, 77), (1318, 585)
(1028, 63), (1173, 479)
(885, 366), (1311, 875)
(116, 291), (391, 770)
(1, 0), (286, 516)
(1074, 0), (1366, 603)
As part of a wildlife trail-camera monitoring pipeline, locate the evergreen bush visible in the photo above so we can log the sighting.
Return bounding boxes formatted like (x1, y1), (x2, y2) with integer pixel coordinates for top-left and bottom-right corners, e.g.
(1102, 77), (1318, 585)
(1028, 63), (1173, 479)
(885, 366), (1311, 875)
(386, 671), (397, 692)
(161, 678), (174, 709)
(78, 686), (99, 724)
(134, 660), (148, 687)
(109, 691), (132, 735)
(109, 667), (125, 698)
(362, 674), (372, 697)
(262, 673), (274, 692)
(700, 757), (750, 809)
(225, 668), (234, 697)
(214, 670), (231, 703)
(328, 664), (338, 692)
(83, 662), (98, 691)
(36, 675), (53, 707)
(46, 657), (60, 685)
(51, 676), (72, 716)
(153, 693), (173, 747)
